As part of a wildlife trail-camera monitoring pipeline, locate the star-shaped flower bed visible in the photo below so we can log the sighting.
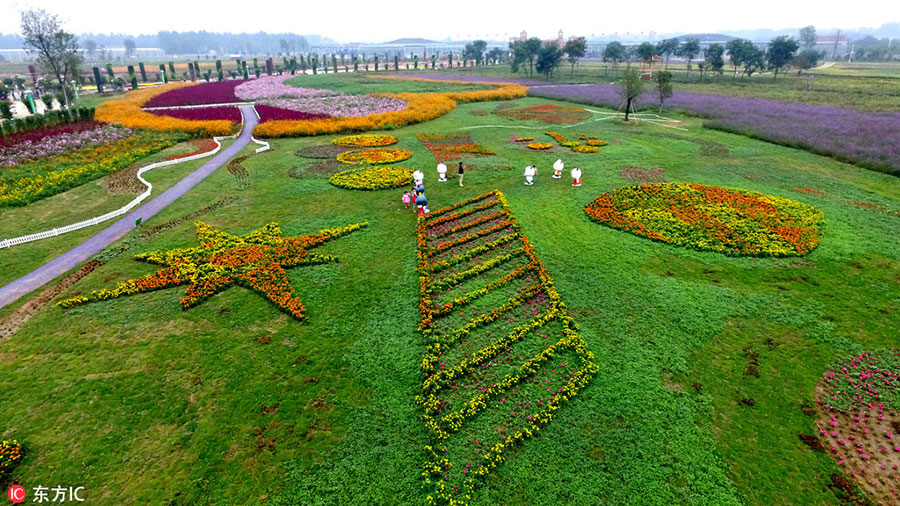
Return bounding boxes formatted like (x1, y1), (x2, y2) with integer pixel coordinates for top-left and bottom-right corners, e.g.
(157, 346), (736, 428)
(59, 221), (368, 321)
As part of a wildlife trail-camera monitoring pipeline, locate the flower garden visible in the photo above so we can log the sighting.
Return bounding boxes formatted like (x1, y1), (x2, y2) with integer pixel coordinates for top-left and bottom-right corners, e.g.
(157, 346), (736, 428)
(1, 69), (899, 506)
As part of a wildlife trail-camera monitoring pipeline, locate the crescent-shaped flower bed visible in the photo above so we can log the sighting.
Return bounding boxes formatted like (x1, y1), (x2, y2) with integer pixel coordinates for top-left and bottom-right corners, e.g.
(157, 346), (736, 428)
(148, 105), (243, 123)
(95, 83), (237, 136)
(328, 166), (414, 190)
(332, 134), (399, 147)
(252, 78), (527, 138)
(526, 142), (552, 150)
(144, 80), (246, 107)
(584, 183), (824, 257)
(336, 147), (411, 165)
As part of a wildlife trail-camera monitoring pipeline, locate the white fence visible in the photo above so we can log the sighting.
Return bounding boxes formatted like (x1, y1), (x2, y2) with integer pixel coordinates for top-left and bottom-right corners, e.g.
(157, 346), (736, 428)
(0, 134), (234, 249)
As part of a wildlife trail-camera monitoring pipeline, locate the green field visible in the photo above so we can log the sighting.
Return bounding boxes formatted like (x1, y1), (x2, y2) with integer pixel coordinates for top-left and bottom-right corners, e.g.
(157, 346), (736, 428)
(1, 93), (899, 505)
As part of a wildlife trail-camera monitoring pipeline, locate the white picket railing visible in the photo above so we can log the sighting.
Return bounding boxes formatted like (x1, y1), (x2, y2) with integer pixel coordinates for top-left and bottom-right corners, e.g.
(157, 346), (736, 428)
(0, 134), (236, 249)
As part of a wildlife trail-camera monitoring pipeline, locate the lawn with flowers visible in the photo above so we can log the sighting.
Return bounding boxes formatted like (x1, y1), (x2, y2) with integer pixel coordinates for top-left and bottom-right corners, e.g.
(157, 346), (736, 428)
(0, 85), (898, 506)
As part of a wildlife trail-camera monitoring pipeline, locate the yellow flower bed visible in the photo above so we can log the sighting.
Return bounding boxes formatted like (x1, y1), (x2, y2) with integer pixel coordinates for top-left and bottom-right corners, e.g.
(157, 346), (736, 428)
(526, 142), (552, 150)
(95, 83), (236, 136)
(336, 148), (412, 165)
(573, 145), (598, 153)
(329, 166), (414, 190)
(332, 134), (398, 147)
(254, 78), (527, 138)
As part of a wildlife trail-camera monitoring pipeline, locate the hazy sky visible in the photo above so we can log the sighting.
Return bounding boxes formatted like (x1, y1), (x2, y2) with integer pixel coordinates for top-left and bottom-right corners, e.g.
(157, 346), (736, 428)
(1, 0), (895, 42)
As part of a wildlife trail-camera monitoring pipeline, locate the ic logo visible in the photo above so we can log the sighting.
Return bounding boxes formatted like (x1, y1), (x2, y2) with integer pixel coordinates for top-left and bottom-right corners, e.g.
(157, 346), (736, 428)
(7, 485), (26, 504)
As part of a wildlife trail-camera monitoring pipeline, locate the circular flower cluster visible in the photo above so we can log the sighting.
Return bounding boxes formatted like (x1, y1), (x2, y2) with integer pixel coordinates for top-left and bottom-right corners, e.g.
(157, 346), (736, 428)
(573, 145), (598, 153)
(526, 143), (552, 150)
(584, 183), (824, 257)
(329, 166), (414, 190)
(336, 148), (412, 165)
(332, 134), (399, 147)
(586, 140), (608, 146)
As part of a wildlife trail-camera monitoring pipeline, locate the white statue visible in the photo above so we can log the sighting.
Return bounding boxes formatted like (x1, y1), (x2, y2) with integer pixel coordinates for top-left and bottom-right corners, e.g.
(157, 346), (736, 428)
(523, 165), (537, 185)
(571, 167), (582, 187)
(436, 163), (447, 182)
(413, 169), (425, 186)
(553, 159), (564, 179)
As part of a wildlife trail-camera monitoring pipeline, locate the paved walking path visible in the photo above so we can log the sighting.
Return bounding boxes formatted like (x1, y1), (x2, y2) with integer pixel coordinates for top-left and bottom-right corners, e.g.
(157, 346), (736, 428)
(0, 105), (258, 310)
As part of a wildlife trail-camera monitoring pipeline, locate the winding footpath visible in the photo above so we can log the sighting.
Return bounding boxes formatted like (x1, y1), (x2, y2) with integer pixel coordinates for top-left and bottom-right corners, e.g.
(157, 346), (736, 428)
(0, 105), (258, 310)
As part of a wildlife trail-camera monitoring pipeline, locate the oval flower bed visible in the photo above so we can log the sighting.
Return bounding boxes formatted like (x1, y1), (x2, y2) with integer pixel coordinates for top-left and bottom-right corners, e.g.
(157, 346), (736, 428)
(329, 166), (414, 190)
(573, 145), (598, 153)
(336, 148), (411, 165)
(584, 183), (824, 257)
(332, 134), (398, 147)
(526, 142), (552, 150)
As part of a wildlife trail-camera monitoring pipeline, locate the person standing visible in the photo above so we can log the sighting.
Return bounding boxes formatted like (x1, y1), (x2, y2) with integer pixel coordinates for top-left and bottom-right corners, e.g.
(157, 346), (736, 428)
(458, 161), (465, 187)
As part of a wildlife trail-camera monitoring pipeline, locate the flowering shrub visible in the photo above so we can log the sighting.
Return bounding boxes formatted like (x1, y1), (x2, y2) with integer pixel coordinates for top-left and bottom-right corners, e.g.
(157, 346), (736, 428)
(584, 183), (824, 257)
(336, 148), (411, 165)
(253, 78), (527, 138)
(815, 350), (900, 504)
(1, 130), (187, 208)
(148, 106), (243, 123)
(332, 134), (398, 147)
(1, 122), (132, 167)
(96, 84), (236, 136)
(254, 104), (331, 123)
(0, 439), (24, 480)
(167, 138), (218, 161)
(144, 80), (246, 107)
(58, 221), (368, 321)
(526, 142), (551, 150)
(416, 133), (494, 163)
(496, 104), (590, 124)
(329, 166), (414, 190)
(417, 190), (597, 505)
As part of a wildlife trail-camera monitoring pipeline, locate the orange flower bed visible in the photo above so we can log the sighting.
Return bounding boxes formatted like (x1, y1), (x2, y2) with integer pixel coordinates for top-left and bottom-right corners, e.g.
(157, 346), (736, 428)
(526, 142), (552, 150)
(95, 83), (236, 136)
(253, 77), (527, 138)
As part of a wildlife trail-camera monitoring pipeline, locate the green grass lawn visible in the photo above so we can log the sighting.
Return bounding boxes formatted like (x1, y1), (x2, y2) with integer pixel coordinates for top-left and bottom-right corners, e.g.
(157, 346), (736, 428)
(285, 72), (493, 94)
(1, 96), (898, 505)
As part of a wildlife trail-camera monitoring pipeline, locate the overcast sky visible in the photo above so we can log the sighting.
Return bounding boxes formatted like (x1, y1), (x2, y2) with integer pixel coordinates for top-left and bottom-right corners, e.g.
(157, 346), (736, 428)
(1, 0), (895, 42)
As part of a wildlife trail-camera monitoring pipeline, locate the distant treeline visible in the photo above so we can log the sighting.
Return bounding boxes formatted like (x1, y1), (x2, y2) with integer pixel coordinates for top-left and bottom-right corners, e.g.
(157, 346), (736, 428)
(0, 31), (335, 54)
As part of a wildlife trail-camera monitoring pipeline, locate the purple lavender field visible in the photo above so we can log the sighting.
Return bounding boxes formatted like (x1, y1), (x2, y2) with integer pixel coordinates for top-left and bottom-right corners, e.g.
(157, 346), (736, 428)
(529, 83), (900, 175)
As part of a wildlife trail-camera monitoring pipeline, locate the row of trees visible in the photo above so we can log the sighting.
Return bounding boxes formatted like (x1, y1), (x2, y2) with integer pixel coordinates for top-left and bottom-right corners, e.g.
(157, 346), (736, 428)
(603, 35), (819, 81)
(508, 37), (587, 78)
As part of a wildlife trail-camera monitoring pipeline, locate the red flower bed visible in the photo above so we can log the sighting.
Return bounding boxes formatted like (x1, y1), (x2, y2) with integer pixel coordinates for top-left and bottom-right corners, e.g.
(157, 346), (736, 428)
(0, 121), (105, 149)
(495, 104), (590, 124)
(149, 106), (243, 123)
(144, 80), (246, 108)
(255, 104), (331, 123)
(416, 132), (494, 163)
(168, 138), (219, 160)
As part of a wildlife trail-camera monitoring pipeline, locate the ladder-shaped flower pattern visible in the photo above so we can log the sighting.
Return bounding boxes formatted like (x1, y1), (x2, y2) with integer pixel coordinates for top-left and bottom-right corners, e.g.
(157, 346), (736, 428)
(416, 190), (597, 505)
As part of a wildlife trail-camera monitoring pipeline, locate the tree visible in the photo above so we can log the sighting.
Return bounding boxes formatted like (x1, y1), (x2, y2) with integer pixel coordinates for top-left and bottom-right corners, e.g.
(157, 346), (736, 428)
(524, 37), (542, 76)
(84, 39), (97, 60)
(766, 35), (799, 80)
(794, 49), (821, 72)
(463, 40), (487, 65)
(509, 40), (528, 73)
(679, 38), (700, 74)
(726, 39), (746, 80)
(742, 44), (765, 77)
(619, 65), (645, 120)
(536, 42), (563, 79)
(705, 43), (725, 76)
(603, 41), (626, 70)
(123, 38), (136, 59)
(20, 8), (81, 109)
(486, 47), (505, 64)
(799, 26), (817, 50)
(636, 42), (658, 67)
(563, 36), (586, 77)
(654, 70), (673, 113)
(656, 38), (679, 69)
